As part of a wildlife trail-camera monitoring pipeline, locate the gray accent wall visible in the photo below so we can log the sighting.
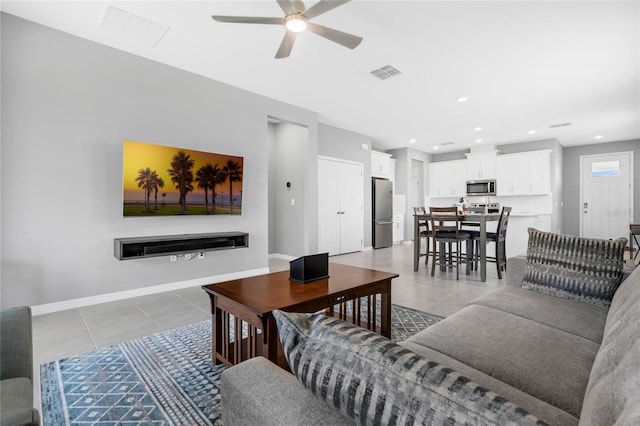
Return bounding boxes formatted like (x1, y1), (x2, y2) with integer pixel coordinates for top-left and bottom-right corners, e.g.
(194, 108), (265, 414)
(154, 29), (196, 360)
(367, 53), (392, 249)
(0, 13), (319, 307)
(562, 139), (640, 236)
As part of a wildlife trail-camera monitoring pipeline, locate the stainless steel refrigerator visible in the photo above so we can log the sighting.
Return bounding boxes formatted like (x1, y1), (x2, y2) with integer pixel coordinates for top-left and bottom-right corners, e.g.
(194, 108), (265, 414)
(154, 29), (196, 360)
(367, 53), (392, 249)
(372, 178), (393, 248)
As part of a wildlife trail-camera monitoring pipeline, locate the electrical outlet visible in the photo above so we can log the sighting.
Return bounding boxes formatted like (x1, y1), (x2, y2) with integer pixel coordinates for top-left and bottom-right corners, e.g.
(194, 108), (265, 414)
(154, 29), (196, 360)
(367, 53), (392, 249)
(197, 252), (205, 259)
(170, 255), (177, 262)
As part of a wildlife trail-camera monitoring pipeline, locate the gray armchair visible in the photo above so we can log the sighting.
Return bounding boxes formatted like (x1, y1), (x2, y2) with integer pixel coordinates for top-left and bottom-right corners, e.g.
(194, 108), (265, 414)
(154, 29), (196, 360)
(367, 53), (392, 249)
(1, 306), (40, 426)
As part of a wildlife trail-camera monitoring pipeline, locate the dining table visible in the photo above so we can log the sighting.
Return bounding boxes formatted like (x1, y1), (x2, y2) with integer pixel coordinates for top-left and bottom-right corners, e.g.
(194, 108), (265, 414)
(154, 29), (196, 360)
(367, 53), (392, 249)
(413, 212), (502, 282)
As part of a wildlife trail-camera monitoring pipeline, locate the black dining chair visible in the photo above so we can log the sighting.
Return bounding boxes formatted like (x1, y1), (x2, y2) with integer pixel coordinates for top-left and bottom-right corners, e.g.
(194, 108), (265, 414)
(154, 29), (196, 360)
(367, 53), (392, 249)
(413, 207), (433, 269)
(429, 207), (472, 280)
(470, 206), (512, 279)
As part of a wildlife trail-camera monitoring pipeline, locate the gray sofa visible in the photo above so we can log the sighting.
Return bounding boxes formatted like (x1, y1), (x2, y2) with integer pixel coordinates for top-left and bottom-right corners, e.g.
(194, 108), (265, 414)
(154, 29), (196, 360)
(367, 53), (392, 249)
(221, 243), (639, 425)
(0, 306), (40, 426)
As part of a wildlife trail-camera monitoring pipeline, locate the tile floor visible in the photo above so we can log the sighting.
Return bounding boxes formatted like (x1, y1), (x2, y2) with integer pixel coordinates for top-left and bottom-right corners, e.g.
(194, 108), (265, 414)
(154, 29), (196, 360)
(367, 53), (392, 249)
(30, 242), (637, 411)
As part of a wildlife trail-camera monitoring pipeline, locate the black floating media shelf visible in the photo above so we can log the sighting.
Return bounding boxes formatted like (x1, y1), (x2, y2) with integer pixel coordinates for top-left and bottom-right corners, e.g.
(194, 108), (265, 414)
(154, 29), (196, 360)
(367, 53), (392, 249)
(114, 232), (249, 260)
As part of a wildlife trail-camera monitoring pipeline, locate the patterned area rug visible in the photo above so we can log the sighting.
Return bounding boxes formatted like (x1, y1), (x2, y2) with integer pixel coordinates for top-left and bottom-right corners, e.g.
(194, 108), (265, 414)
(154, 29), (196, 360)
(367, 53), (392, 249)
(41, 304), (442, 426)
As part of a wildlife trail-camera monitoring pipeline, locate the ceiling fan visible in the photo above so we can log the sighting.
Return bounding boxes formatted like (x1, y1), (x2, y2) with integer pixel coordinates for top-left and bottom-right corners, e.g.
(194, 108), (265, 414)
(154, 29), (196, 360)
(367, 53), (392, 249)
(211, 0), (363, 59)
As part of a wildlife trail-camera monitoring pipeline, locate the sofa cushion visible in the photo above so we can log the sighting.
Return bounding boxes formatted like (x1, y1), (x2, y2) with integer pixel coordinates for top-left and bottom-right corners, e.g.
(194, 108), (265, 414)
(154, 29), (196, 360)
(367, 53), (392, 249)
(273, 310), (545, 426)
(468, 286), (608, 344)
(579, 267), (640, 425)
(399, 342), (579, 426)
(403, 304), (599, 419)
(521, 228), (627, 307)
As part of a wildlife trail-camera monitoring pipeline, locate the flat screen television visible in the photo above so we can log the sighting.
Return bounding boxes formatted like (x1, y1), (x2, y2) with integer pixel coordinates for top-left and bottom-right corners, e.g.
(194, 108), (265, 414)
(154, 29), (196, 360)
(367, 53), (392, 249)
(122, 139), (243, 216)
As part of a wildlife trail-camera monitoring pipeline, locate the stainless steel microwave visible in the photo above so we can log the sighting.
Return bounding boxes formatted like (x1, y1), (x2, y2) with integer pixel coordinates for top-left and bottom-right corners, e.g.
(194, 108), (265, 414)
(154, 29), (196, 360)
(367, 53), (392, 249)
(466, 180), (497, 196)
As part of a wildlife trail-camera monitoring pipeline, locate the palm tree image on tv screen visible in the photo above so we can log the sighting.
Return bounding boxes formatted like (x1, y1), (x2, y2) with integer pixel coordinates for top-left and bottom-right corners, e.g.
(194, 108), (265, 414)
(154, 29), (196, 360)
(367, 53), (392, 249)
(123, 140), (243, 216)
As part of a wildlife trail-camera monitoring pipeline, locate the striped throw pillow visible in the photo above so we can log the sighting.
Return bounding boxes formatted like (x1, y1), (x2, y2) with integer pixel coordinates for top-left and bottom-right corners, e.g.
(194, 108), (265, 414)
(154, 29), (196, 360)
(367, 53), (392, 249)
(522, 228), (627, 307)
(273, 310), (546, 426)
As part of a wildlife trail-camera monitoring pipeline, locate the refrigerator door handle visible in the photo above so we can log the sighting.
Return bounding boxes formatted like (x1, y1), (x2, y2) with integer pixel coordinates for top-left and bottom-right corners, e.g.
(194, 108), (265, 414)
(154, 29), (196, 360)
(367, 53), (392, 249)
(376, 220), (394, 224)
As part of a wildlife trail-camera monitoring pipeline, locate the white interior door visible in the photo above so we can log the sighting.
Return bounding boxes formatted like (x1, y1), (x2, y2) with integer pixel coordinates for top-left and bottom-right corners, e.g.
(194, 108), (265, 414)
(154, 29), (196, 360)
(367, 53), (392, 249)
(318, 159), (340, 255)
(318, 158), (364, 255)
(580, 152), (633, 240)
(339, 162), (364, 253)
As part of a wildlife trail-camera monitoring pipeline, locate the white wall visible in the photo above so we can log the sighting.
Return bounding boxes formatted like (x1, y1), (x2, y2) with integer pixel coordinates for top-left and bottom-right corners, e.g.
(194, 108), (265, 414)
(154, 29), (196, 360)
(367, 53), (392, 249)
(0, 13), (319, 307)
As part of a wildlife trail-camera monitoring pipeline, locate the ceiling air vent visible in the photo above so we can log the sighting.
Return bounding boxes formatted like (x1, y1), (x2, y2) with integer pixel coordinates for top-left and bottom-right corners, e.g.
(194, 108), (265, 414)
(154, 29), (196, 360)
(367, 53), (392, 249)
(440, 142), (455, 146)
(370, 65), (402, 80)
(98, 5), (170, 47)
(549, 122), (572, 129)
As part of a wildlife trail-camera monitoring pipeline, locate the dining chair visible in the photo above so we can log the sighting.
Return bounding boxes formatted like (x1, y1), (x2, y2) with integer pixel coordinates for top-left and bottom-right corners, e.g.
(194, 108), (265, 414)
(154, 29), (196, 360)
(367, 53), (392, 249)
(429, 206), (472, 280)
(470, 206), (512, 279)
(413, 207), (432, 269)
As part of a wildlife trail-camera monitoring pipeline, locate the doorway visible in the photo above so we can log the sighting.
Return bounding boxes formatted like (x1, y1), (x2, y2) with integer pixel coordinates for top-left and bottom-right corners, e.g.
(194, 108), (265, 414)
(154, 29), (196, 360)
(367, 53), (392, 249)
(411, 159), (424, 211)
(267, 118), (309, 257)
(580, 151), (634, 241)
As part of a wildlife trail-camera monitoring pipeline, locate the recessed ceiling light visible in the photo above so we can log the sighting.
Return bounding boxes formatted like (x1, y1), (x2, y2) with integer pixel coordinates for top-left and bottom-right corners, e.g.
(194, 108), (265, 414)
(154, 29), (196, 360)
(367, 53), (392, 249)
(475, 139), (483, 143)
(456, 96), (469, 103)
(594, 135), (603, 139)
(528, 130), (537, 135)
(473, 127), (482, 132)
(409, 139), (417, 143)
(433, 146), (439, 150)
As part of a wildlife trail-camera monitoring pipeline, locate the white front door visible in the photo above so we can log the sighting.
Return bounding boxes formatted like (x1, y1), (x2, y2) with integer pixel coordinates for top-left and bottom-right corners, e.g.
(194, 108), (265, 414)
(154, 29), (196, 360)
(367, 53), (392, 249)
(318, 158), (364, 255)
(580, 152), (633, 241)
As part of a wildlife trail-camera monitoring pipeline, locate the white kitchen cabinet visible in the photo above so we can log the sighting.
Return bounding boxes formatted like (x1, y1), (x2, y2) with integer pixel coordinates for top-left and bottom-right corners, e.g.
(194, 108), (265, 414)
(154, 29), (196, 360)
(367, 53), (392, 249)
(371, 151), (392, 179)
(506, 214), (552, 257)
(496, 150), (551, 196)
(430, 160), (466, 198)
(393, 214), (405, 243)
(466, 150), (497, 180)
(528, 151), (551, 194)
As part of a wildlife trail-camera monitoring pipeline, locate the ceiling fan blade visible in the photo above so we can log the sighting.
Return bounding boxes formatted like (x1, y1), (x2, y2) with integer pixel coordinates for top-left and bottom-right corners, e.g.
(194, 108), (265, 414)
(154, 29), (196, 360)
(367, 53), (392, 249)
(303, 0), (351, 20)
(211, 16), (285, 25)
(292, 0), (306, 13)
(275, 31), (297, 58)
(277, 0), (296, 16)
(306, 22), (362, 49)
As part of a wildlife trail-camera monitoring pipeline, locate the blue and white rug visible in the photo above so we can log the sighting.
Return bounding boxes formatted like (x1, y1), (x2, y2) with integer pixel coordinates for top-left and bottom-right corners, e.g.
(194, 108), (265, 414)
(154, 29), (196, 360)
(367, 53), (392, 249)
(40, 304), (442, 426)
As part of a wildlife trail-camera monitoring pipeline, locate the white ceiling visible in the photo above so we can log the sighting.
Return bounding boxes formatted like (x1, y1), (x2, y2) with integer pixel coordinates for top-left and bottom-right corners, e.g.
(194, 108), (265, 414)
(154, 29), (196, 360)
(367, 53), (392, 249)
(2, 1), (639, 153)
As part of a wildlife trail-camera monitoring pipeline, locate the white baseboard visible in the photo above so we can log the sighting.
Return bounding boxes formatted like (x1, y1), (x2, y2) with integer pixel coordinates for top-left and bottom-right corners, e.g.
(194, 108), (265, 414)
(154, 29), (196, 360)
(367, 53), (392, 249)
(31, 267), (271, 316)
(268, 253), (297, 261)
(362, 246), (374, 251)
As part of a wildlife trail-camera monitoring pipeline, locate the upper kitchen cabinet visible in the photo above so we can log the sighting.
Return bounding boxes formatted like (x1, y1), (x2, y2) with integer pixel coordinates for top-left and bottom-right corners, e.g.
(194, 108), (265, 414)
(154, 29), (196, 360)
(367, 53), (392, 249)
(371, 150), (392, 179)
(430, 160), (467, 198)
(496, 150), (551, 196)
(466, 150), (497, 180)
(467, 150), (496, 180)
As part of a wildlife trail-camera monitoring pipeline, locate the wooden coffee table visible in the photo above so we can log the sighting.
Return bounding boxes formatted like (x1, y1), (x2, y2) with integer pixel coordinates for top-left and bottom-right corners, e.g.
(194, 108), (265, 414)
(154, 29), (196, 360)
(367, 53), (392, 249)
(202, 263), (399, 369)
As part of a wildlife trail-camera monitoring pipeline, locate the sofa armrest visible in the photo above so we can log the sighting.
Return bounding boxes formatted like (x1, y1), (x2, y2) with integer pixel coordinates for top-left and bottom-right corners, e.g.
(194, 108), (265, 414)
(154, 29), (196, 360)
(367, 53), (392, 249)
(0, 407), (40, 426)
(506, 256), (527, 287)
(0, 307), (33, 381)
(220, 357), (354, 426)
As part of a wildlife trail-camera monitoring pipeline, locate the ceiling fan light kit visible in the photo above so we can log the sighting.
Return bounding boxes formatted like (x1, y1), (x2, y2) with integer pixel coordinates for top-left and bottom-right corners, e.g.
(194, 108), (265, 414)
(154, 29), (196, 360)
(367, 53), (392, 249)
(285, 15), (307, 32)
(212, 0), (362, 58)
